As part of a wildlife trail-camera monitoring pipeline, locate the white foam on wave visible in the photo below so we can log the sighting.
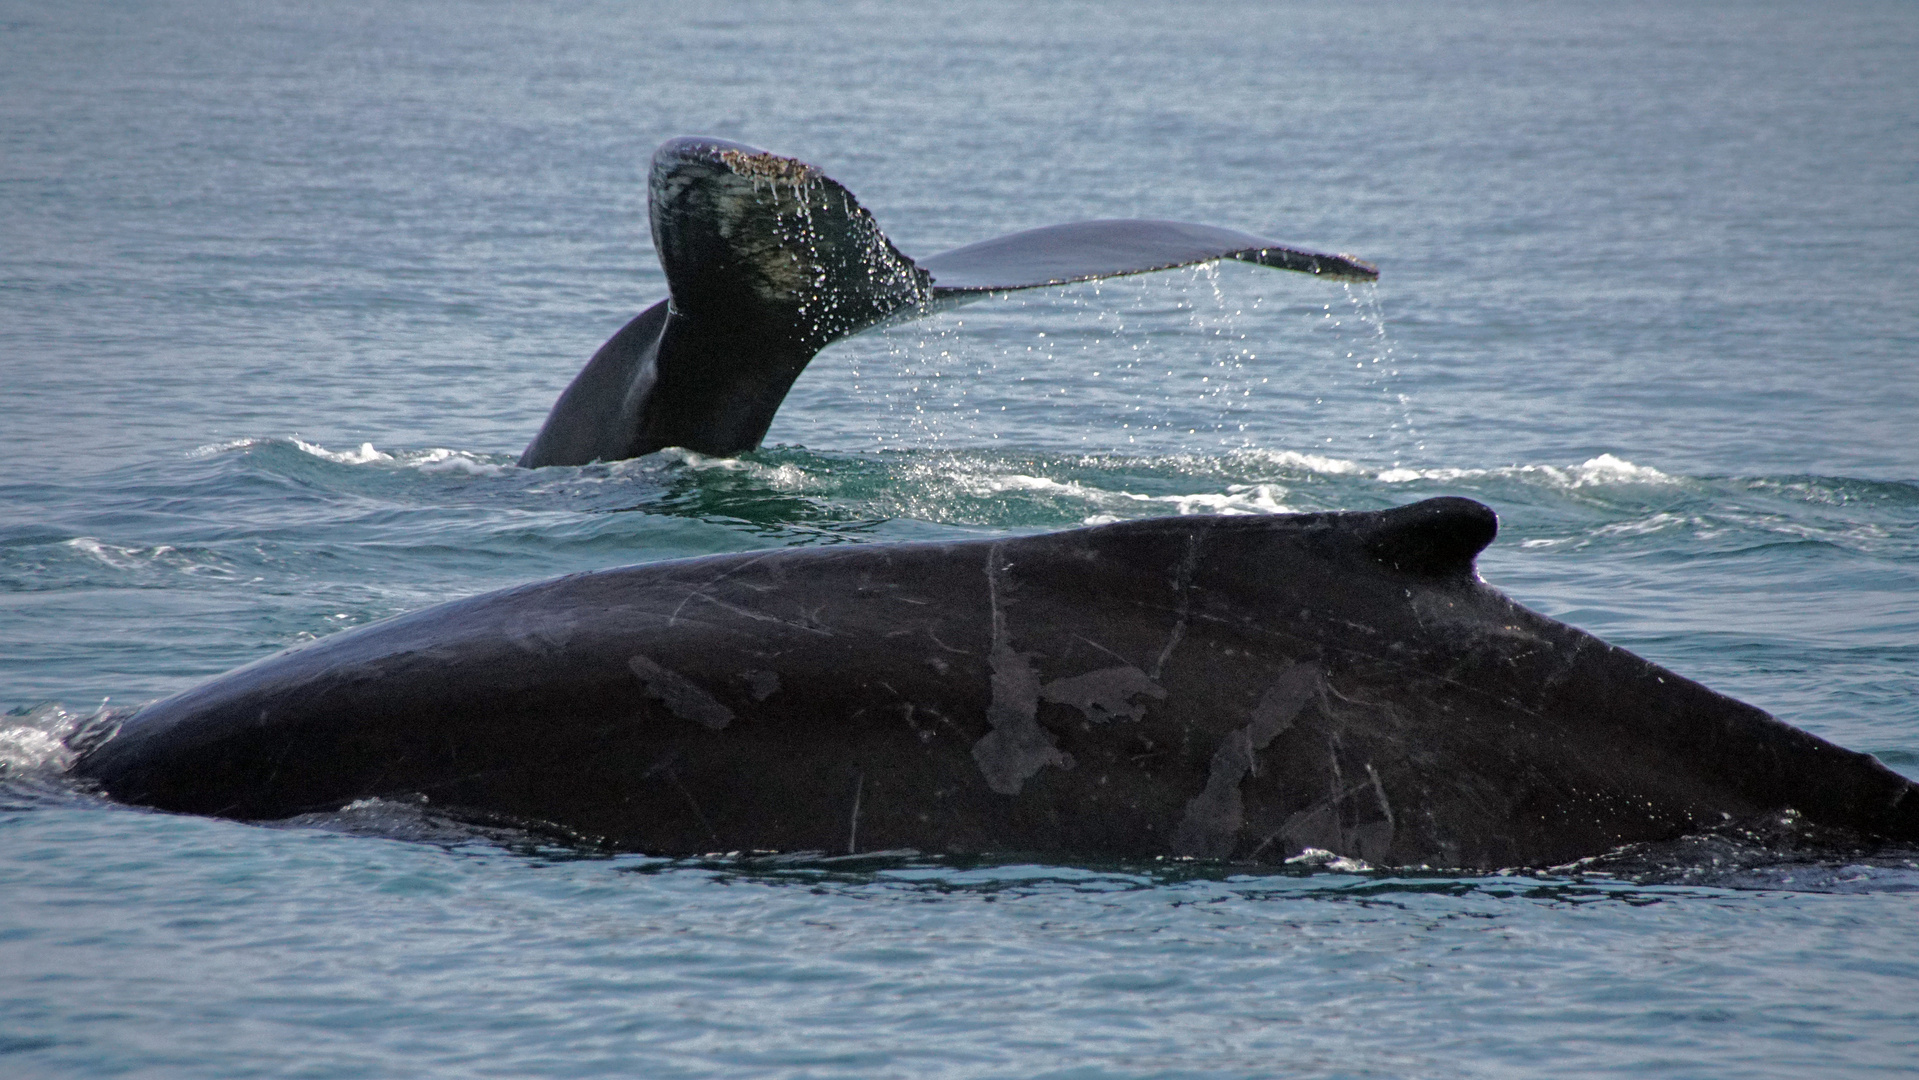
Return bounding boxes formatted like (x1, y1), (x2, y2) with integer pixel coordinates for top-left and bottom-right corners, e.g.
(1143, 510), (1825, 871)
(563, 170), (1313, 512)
(293, 438), (392, 464)
(64, 537), (234, 578)
(1075, 447), (1367, 480)
(285, 439), (515, 476)
(1285, 847), (1374, 873)
(1377, 453), (1675, 488)
(658, 448), (814, 491)
(1119, 482), (1291, 516)
(970, 473), (1090, 498)
(1517, 511), (1702, 551)
(0, 704), (86, 775)
(65, 536), (150, 571)
(1518, 507), (1893, 556)
(966, 472), (1294, 518)
(1715, 512), (1893, 550)
(407, 448), (512, 477)
(655, 447), (750, 473)
(1227, 448), (1370, 476)
(1591, 511), (1696, 537)
(1562, 453), (1676, 485)
(188, 437), (264, 458)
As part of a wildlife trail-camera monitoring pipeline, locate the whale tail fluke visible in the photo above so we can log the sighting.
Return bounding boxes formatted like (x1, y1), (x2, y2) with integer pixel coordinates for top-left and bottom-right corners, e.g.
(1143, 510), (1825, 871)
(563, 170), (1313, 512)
(649, 139), (1376, 316)
(520, 138), (935, 467)
(648, 137), (933, 346)
(919, 219), (1376, 295)
(519, 138), (1378, 466)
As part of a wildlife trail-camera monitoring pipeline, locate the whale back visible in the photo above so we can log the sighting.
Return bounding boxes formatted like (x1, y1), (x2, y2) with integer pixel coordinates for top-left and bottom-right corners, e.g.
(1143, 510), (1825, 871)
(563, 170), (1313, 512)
(71, 498), (1918, 867)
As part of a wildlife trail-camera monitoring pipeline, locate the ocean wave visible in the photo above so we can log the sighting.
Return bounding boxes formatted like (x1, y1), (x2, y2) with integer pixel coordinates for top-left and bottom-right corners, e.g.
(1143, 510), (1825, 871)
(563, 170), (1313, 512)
(292, 438), (393, 465)
(404, 448), (511, 477)
(1221, 448), (1370, 476)
(187, 437), (267, 458)
(139, 436), (1914, 561)
(189, 437), (516, 476)
(197, 435), (1690, 498)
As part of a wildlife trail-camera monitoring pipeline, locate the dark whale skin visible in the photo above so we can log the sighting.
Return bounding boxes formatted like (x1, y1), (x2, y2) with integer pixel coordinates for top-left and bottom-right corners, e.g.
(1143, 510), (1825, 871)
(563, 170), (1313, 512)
(72, 498), (1919, 869)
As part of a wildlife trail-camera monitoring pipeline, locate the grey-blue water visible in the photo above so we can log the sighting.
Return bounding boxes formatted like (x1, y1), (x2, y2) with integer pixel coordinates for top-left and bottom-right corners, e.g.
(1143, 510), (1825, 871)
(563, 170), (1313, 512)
(4, 1), (1917, 1076)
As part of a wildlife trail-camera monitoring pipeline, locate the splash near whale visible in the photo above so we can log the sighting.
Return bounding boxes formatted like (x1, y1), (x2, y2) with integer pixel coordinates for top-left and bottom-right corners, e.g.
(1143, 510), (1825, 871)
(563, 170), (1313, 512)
(516, 137), (1379, 468)
(70, 498), (1919, 869)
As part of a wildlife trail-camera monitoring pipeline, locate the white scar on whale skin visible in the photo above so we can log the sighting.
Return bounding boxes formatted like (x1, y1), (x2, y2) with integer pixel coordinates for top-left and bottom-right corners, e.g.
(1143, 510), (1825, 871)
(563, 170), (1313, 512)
(970, 543), (1074, 795)
(1150, 532), (1202, 679)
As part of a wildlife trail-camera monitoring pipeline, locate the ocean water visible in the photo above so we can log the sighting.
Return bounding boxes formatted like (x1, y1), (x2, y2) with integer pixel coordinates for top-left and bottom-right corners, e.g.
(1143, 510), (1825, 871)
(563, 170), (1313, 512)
(3, 1), (1918, 1076)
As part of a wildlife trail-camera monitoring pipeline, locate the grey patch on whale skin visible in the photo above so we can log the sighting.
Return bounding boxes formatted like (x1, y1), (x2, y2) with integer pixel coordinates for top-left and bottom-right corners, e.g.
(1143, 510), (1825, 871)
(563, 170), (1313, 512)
(971, 544), (1073, 796)
(628, 654), (734, 731)
(740, 669), (781, 702)
(1171, 663), (1321, 857)
(503, 610), (577, 654)
(1040, 665), (1166, 725)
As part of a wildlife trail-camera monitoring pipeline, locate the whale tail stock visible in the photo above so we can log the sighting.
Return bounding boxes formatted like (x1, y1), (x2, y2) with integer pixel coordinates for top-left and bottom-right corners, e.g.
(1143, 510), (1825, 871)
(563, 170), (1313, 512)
(518, 138), (1380, 467)
(518, 138), (923, 467)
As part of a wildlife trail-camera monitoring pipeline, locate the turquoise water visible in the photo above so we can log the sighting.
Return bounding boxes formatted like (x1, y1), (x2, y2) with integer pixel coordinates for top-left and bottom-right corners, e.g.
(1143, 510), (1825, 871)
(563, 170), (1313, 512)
(4, 1), (1917, 1076)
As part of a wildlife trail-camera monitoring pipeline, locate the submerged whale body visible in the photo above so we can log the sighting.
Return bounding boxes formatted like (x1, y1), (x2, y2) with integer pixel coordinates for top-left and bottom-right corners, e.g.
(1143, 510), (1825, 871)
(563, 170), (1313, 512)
(71, 498), (1918, 869)
(518, 137), (1379, 467)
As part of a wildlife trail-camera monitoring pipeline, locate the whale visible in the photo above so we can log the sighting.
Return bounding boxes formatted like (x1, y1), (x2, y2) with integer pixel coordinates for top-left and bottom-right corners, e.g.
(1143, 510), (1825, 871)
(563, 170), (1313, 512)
(69, 497), (1919, 869)
(517, 137), (1379, 467)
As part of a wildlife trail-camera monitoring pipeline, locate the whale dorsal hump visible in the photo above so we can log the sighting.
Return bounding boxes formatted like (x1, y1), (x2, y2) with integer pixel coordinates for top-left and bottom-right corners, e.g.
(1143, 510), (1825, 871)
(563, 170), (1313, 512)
(1356, 497), (1499, 580)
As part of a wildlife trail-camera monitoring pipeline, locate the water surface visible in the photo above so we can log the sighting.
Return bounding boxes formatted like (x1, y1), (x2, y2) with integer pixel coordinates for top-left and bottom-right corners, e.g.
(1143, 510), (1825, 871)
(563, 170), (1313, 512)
(3, 1), (1917, 1076)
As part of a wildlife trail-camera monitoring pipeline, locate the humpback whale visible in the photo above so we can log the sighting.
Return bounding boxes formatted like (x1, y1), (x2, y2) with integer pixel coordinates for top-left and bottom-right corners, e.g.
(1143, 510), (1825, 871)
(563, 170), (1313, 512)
(70, 498), (1918, 869)
(518, 138), (1378, 467)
